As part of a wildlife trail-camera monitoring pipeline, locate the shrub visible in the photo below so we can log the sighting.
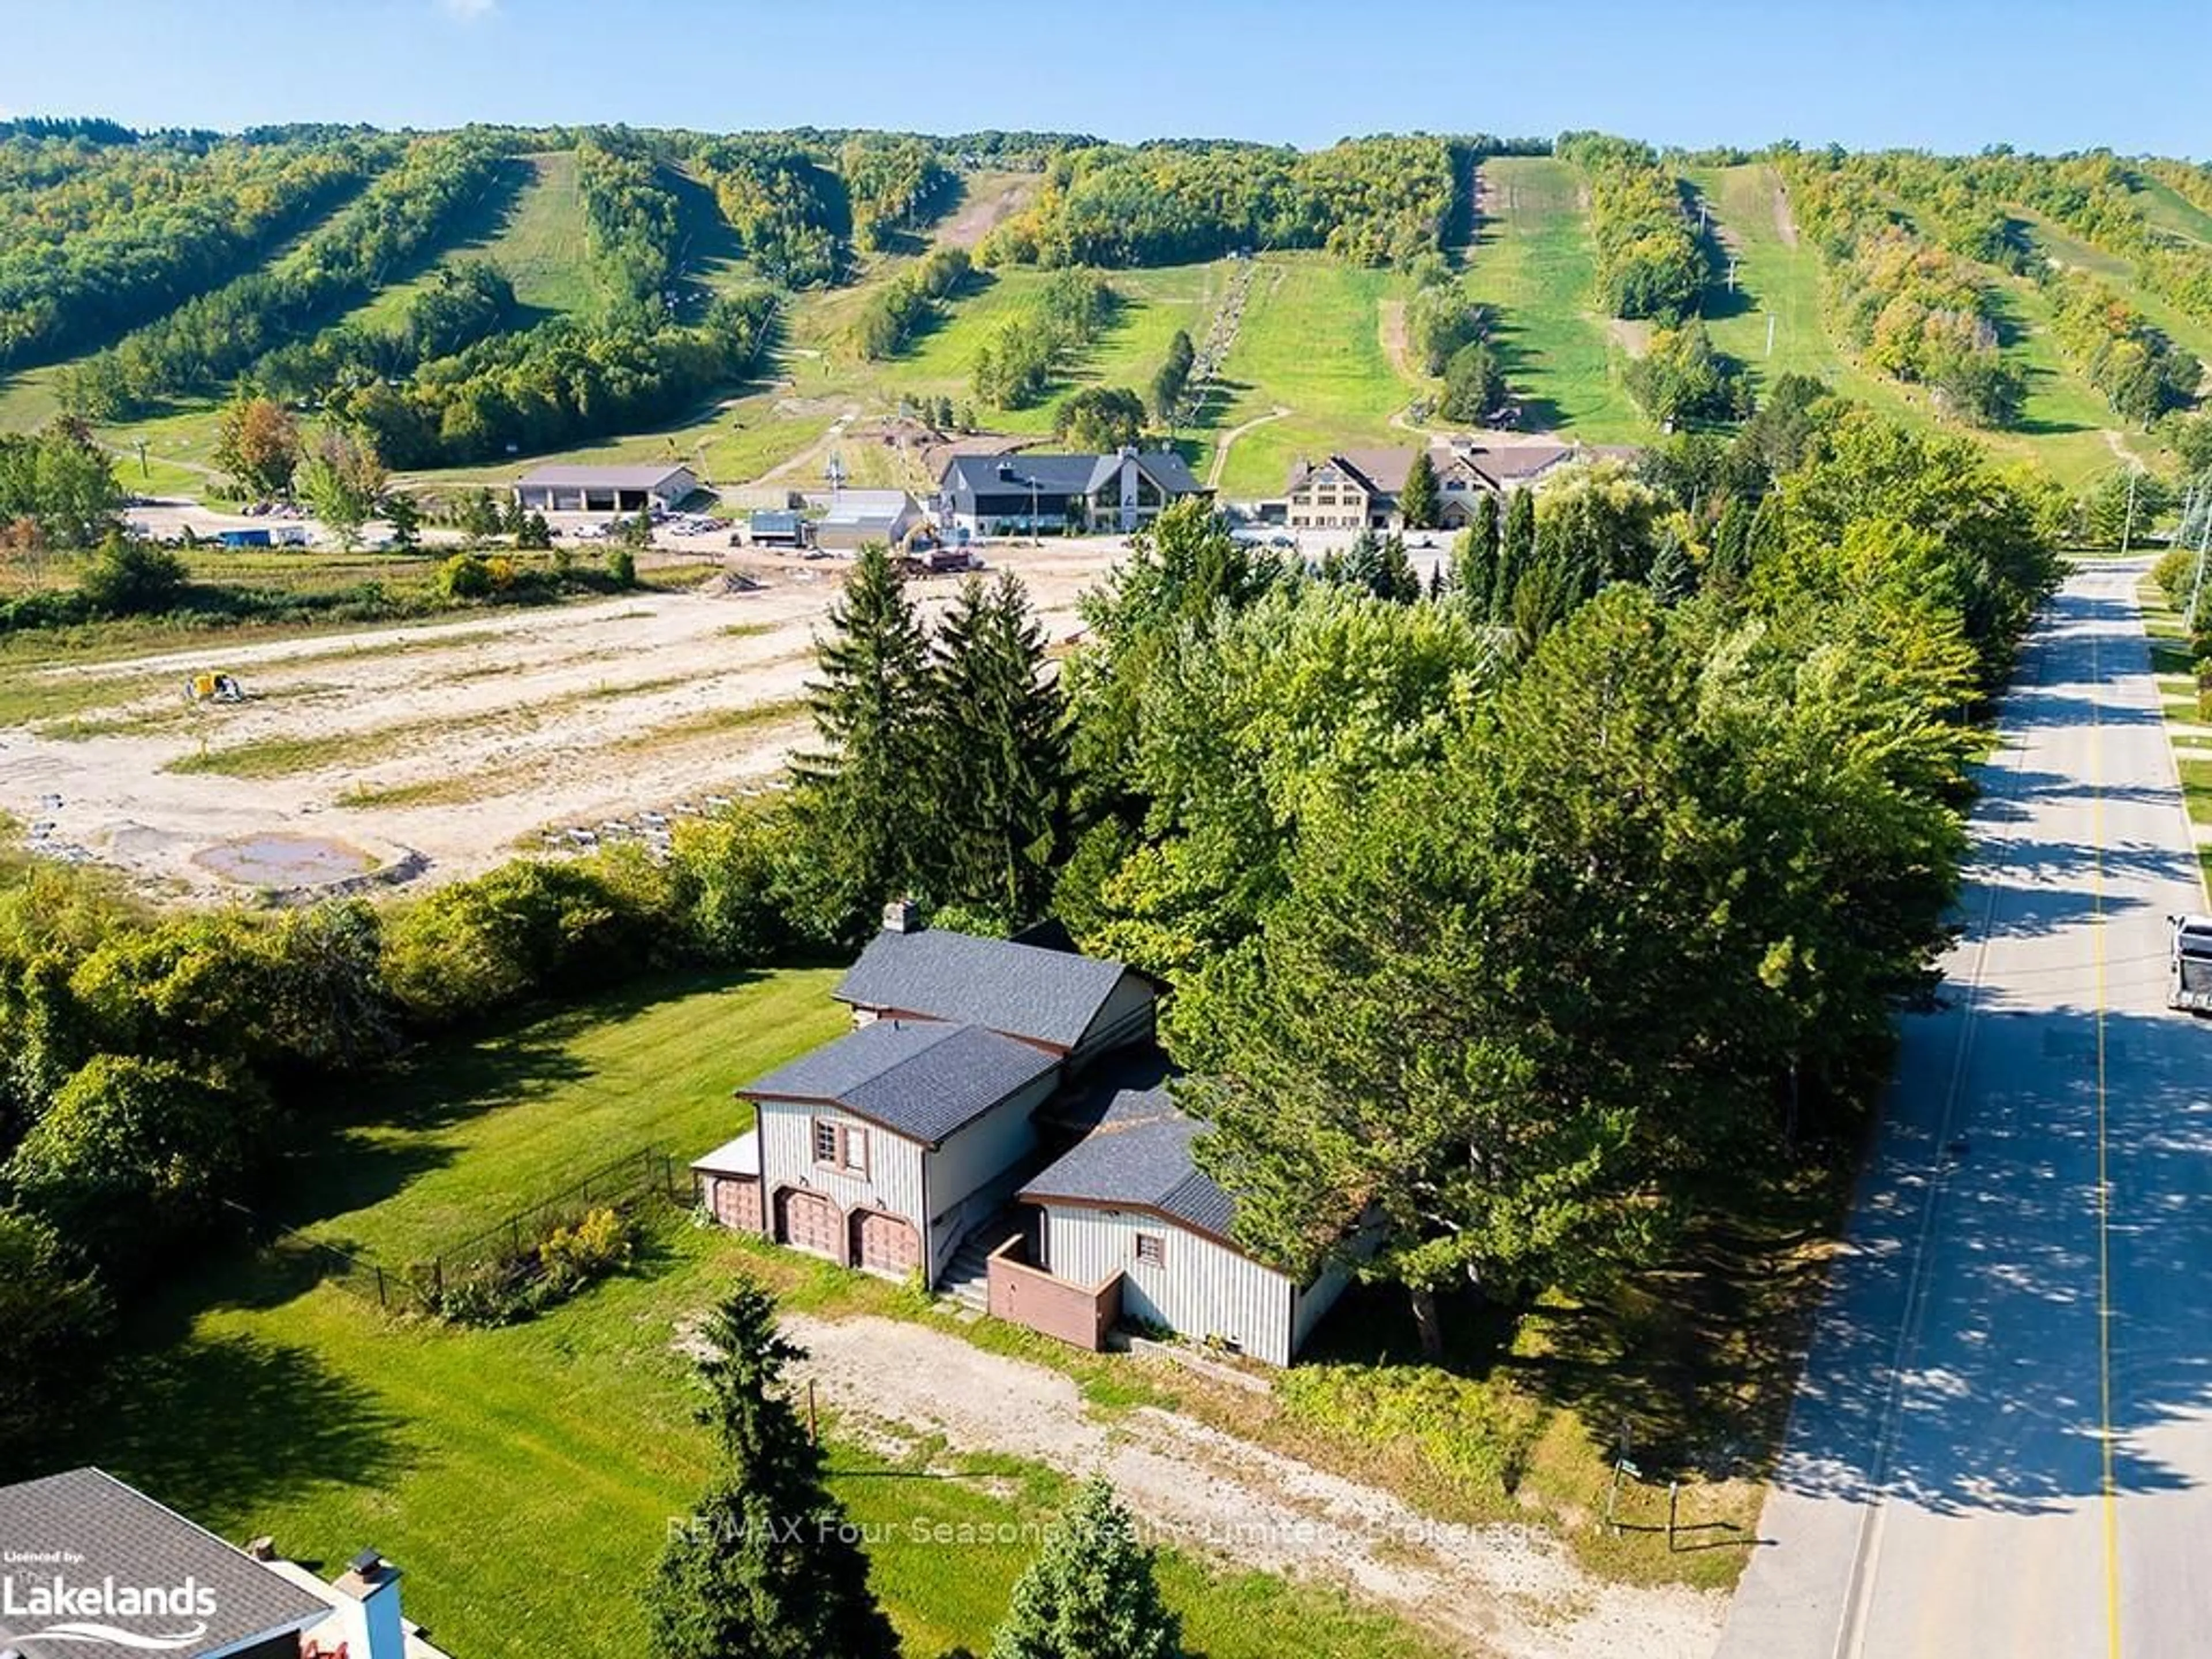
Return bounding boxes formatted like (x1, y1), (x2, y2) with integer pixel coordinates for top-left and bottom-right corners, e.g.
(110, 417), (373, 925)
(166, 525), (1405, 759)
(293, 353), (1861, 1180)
(1276, 1362), (1551, 1499)
(539, 1205), (637, 1289)
(78, 536), (188, 616)
(607, 546), (636, 588)
(2153, 547), (2195, 607)
(437, 552), (494, 600)
(380, 858), (669, 1027)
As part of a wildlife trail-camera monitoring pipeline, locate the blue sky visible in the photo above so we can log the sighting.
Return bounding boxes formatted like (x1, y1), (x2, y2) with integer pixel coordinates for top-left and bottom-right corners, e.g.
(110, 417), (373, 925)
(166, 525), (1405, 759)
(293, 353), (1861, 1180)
(0, 0), (2204, 157)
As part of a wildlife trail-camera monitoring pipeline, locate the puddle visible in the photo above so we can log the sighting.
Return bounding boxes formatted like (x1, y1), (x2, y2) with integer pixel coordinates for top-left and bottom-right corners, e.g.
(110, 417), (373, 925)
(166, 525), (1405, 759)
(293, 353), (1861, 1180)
(193, 833), (378, 887)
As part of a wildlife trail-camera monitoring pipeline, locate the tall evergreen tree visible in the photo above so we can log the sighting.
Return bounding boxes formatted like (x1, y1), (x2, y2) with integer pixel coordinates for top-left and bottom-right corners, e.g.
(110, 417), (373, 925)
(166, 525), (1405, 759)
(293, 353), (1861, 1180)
(789, 541), (933, 940)
(1398, 449), (1441, 530)
(1452, 493), (1501, 616)
(1374, 534), (1420, 604)
(1647, 533), (1696, 605)
(1494, 487), (1537, 623)
(931, 572), (1067, 926)
(988, 1478), (1185, 1659)
(648, 1280), (902, 1659)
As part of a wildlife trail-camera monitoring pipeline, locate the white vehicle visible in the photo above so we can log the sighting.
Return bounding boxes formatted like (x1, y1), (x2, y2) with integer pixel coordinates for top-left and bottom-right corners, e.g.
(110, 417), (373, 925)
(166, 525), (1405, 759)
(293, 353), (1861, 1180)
(2169, 914), (2212, 1013)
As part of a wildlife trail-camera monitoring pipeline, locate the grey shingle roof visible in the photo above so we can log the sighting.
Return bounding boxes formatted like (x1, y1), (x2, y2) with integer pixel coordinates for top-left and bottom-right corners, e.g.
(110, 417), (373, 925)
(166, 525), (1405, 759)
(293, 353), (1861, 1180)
(1021, 1086), (1240, 1244)
(739, 1018), (1059, 1146)
(0, 1468), (331, 1659)
(836, 927), (1136, 1051)
(938, 450), (1207, 510)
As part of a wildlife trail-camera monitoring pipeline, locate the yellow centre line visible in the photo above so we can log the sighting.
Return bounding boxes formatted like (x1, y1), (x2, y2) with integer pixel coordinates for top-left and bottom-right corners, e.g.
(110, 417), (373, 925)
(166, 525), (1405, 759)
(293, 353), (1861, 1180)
(2092, 606), (2120, 1657)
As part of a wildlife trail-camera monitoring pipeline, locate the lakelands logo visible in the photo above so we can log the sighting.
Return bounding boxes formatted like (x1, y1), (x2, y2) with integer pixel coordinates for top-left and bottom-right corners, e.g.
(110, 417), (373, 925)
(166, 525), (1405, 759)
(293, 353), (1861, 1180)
(1, 1570), (216, 1651)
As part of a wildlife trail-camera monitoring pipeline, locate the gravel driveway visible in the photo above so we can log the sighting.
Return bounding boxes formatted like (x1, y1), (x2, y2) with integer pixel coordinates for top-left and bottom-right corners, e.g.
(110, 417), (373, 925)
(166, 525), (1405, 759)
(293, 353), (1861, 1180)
(781, 1313), (1724, 1659)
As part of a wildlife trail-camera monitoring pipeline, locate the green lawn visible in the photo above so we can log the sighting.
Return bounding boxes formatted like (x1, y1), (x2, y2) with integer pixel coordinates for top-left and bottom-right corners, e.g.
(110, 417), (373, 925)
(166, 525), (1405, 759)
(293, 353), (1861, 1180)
(1459, 156), (1651, 446)
(63, 968), (1450, 1659)
(1209, 254), (1423, 497)
(1686, 162), (2142, 490)
(349, 151), (599, 332)
(2136, 176), (2212, 249)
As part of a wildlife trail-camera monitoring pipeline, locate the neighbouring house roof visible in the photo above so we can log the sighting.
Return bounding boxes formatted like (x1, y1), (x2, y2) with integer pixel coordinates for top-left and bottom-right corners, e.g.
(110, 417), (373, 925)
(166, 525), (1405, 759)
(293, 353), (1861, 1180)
(692, 1127), (762, 1178)
(0, 1468), (333, 1659)
(1021, 1082), (1240, 1246)
(514, 463), (694, 490)
(738, 1017), (1059, 1146)
(836, 925), (1138, 1051)
(937, 450), (1206, 508)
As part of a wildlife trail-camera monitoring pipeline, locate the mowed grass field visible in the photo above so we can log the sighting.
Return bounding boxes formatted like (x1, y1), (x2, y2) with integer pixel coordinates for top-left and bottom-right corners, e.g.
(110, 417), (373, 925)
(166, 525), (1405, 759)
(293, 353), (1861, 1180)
(66, 968), (1450, 1659)
(1459, 156), (1651, 445)
(1686, 162), (2153, 490)
(1207, 255), (1423, 498)
(349, 151), (599, 331)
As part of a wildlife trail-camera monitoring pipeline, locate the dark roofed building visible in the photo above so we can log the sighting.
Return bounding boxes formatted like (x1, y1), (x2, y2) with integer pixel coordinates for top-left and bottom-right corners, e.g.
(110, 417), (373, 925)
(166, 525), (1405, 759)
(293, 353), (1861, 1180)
(0, 1468), (332, 1659)
(936, 448), (1207, 536)
(1013, 1069), (1354, 1365)
(741, 1017), (1059, 1148)
(837, 908), (1157, 1063)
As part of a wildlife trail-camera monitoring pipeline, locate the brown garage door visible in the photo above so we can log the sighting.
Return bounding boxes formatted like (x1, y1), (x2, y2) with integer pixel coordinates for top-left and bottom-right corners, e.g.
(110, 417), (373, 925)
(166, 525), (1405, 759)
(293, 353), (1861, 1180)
(853, 1210), (920, 1278)
(777, 1189), (840, 1261)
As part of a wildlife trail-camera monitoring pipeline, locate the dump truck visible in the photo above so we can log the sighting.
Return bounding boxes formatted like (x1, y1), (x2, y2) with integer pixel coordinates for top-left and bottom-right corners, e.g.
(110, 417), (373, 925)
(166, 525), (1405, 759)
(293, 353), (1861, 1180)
(2169, 914), (2212, 1013)
(185, 672), (244, 704)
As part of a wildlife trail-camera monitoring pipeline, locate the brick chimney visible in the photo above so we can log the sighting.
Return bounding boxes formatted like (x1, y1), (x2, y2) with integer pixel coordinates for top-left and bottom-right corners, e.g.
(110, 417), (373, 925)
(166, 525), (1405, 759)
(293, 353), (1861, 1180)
(882, 897), (922, 934)
(329, 1550), (407, 1659)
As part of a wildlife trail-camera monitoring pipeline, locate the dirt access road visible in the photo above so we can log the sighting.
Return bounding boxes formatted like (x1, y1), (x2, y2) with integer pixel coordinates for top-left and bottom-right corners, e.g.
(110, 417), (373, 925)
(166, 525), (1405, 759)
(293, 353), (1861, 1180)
(783, 1313), (1725, 1659)
(0, 540), (1123, 899)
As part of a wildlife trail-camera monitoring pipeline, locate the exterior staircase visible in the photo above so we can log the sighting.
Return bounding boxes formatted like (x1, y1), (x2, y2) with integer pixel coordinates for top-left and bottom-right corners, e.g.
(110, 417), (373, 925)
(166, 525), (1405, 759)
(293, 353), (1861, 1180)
(938, 1204), (1032, 1313)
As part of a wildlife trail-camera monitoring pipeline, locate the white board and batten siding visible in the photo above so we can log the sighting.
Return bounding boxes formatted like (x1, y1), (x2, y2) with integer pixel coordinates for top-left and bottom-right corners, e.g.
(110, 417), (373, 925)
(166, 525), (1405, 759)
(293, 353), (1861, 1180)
(921, 1071), (1058, 1278)
(1041, 1205), (1298, 1367)
(756, 1097), (925, 1230)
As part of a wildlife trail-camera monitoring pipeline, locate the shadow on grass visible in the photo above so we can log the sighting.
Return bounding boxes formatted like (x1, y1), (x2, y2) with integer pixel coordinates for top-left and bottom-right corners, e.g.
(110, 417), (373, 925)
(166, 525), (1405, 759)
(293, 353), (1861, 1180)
(267, 966), (772, 1239)
(70, 1325), (412, 1524)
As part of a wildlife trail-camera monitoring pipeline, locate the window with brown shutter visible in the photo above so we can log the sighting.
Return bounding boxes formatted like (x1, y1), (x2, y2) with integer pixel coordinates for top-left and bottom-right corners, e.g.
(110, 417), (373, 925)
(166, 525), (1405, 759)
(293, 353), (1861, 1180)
(1135, 1232), (1165, 1267)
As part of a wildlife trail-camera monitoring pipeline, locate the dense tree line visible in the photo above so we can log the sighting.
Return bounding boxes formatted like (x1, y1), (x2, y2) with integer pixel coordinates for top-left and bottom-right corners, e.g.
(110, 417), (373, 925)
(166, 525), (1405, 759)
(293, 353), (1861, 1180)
(56, 131), (514, 418)
(0, 131), (388, 369)
(1780, 151), (2024, 426)
(575, 135), (683, 317)
(971, 268), (1116, 409)
(691, 135), (850, 288)
(840, 132), (957, 251)
(329, 287), (775, 468)
(1555, 131), (1707, 322)
(851, 246), (971, 359)
(1623, 320), (1752, 426)
(978, 135), (1495, 269)
(2048, 271), (2202, 424)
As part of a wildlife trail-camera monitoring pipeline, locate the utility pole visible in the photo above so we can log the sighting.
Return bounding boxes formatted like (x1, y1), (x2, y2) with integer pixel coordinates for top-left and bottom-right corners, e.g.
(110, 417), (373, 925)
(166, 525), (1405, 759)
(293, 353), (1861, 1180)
(1727, 256), (1739, 293)
(2190, 482), (2212, 633)
(1766, 314), (1776, 358)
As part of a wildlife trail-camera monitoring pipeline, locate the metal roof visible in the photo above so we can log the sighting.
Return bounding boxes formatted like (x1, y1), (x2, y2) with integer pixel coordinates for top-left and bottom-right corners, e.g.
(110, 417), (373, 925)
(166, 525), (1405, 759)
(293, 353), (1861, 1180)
(0, 1468), (332, 1659)
(1020, 1086), (1239, 1243)
(513, 463), (694, 488)
(691, 1128), (761, 1177)
(738, 1018), (1059, 1146)
(835, 926), (1134, 1050)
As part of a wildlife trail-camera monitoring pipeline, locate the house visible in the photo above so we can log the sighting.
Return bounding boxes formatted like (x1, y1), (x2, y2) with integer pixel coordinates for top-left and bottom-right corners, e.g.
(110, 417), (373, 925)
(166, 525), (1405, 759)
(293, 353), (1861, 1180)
(0, 1467), (434, 1659)
(1280, 440), (1641, 532)
(935, 449), (1207, 537)
(1283, 446), (1497, 533)
(809, 488), (925, 552)
(693, 909), (1347, 1363)
(513, 463), (698, 515)
(836, 900), (1158, 1066)
(1009, 1069), (1353, 1367)
(696, 906), (1161, 1285)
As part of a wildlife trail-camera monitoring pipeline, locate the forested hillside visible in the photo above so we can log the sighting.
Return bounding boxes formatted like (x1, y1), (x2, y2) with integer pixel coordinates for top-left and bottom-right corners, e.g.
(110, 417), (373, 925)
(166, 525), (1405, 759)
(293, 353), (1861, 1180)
(2, 120), (2209, 503)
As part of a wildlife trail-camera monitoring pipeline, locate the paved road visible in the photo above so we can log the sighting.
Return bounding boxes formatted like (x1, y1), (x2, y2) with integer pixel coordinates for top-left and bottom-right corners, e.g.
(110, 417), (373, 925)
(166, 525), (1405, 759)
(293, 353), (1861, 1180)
(1718, 561), (2212, 1659)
